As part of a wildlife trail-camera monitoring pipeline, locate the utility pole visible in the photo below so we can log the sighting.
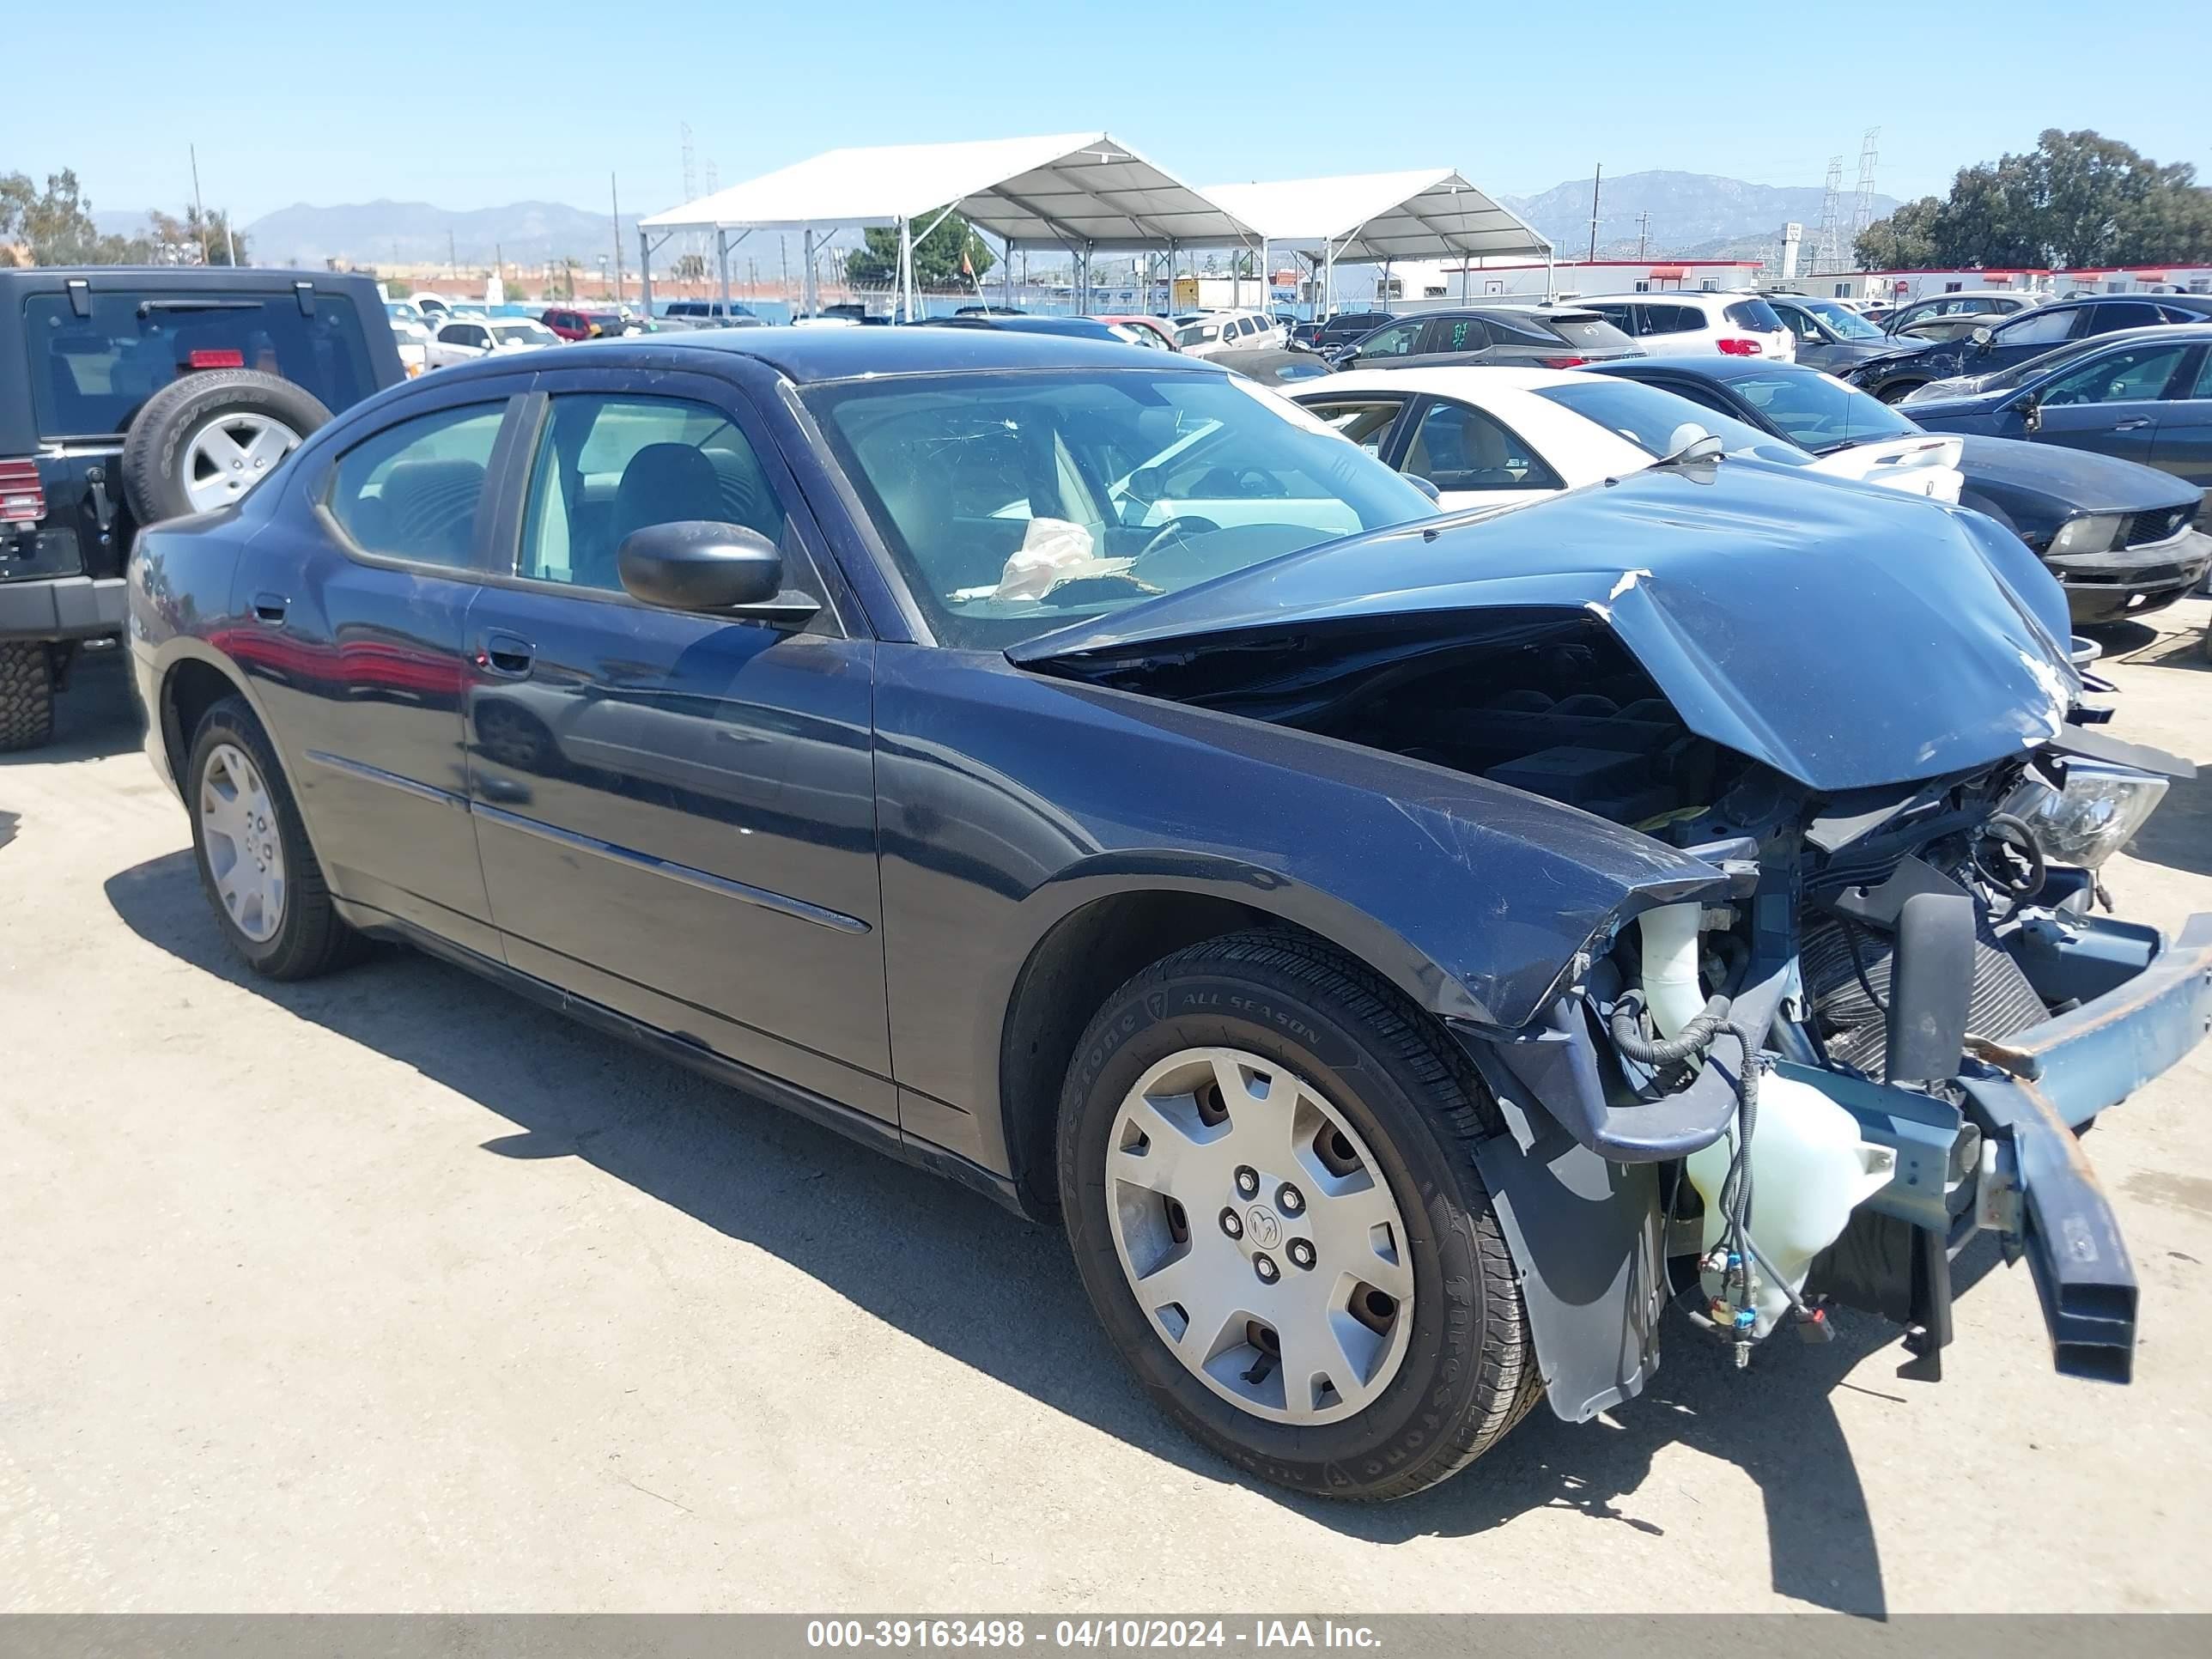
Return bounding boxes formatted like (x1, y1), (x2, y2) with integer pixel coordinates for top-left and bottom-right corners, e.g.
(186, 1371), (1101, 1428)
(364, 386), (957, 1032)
(447, 228), (458, 279)
(189, 144), (210, 264)
(495, 241), (503, 289)
(1587, 163), (1602, 264)
(1636, 211), (1651, 259)
(610, 173), (625, 306)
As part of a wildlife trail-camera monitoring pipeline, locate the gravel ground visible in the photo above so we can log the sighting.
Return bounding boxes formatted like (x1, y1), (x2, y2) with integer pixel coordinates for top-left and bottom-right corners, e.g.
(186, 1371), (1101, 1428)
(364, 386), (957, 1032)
(3, 601), (2209, 1615)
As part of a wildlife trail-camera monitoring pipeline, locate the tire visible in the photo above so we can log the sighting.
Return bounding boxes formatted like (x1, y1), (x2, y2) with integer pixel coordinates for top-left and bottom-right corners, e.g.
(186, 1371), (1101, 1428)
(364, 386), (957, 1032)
(120, 369), (332, 525)
(184, 696), (362, 979)
(1871, 380), (1925, 405)
(0, 641), (56, 752)
(1058, 930), (1538, 1501)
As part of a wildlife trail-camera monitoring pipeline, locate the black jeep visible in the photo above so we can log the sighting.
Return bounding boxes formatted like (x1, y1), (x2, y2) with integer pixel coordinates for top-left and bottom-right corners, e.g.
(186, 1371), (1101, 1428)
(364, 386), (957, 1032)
(0, 266), (402, 750)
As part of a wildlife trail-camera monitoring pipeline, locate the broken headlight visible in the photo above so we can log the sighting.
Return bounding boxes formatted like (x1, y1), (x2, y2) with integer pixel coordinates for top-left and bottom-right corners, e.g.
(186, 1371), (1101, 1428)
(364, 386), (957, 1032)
(2047, 514), (2124, 556)
(2001, 760), (2168, 871)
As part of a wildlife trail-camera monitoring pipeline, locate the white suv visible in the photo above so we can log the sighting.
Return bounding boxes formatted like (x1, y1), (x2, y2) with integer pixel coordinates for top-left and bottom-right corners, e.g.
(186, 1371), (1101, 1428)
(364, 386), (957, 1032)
(1576, 292), (1796, 362)
(1173, 310), (1286, 357)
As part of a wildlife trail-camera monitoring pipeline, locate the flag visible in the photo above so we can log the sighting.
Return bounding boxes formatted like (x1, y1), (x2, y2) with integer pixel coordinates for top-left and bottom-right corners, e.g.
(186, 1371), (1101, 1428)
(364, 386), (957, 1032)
(960, 246), (974, 279)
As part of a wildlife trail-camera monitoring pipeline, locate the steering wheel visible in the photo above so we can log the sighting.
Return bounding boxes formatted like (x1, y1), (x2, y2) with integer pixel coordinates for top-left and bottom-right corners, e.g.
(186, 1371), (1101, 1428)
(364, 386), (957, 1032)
(1137, 515), (1220, 558)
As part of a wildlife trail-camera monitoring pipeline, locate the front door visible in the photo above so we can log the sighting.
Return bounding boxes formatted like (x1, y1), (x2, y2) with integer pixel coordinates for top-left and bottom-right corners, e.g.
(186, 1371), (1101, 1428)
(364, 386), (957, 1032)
(2029, 337), (2196, 468)
(460, 371), (892, 1120)
(232, 375), (532, 957)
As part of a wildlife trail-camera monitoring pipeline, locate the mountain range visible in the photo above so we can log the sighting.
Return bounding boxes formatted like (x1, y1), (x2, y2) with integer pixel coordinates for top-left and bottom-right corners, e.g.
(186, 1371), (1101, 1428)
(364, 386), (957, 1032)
(91, 169), (1900, 271)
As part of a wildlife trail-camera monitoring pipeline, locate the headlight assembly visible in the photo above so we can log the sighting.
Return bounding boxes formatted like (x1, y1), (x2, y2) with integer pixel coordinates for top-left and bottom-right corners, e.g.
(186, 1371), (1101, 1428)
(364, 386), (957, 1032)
(2048, 514), (2123, 556)
(2001, 760), (2168, 871)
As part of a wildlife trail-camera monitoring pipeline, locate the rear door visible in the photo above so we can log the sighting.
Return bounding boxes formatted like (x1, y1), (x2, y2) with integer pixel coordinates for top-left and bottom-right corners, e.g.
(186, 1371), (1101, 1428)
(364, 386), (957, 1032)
(2148, 347), (2212, 490)
(2027, 337), (2196, 467)
(232, 371), (533, 957)
(1409, 315), (1488, 365)
(459, 363), (892, 1119)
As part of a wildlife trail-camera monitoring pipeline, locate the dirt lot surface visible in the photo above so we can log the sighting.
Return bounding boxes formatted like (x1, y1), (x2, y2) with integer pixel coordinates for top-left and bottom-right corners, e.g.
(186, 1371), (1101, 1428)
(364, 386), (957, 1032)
(4, 602), (2209, 1614)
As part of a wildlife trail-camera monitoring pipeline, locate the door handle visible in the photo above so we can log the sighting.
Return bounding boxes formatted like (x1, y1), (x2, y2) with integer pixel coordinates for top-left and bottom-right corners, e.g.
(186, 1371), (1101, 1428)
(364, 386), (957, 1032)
(251, 592), (287, 625)
(2111, 418), (2153, 431)
(475, 629), (535, 678)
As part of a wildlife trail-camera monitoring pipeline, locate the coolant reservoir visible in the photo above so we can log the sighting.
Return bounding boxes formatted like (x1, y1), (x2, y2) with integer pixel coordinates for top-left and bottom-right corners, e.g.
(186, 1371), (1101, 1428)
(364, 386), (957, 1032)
(1684, 1078), (1895, 1338)
(1635, 904), (1895, 1339)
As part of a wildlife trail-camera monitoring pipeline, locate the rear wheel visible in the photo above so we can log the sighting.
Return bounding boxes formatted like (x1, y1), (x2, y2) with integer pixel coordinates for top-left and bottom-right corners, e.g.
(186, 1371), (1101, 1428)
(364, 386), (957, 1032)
(0, 642), (56, 752)
(185, 696), (361, 979)
(1058, 931), (1537, 1501)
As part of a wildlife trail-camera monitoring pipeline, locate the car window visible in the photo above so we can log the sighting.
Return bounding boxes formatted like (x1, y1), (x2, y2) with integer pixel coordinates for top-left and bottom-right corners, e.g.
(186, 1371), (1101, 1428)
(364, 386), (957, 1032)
(2037, 343), (2192, 408)
(1352, 321), (1422, 357)
(1998, 307), (2084, 347)
(1586, 304), (1635, 335)
(1644, 305), (1705, 336)
(2093, 301), (2165, 333)
(1481, 314), (1562, 347)
(1545, 313), (1635, 350)
(1777, 305), (1822, 343)
(805, 369), (1435, 649)
(1297, 398), (1407, 454)
(1176, 324), (1218, 347)
(517, 393), (785, 592)
(1532, 378), (1807, 463)
(1401, 401), (1561, 493)
(1430, 316), (1489, 353)
(1723, 298), (1784, 332)
(325, 401), (507, 567)
(1722, 369), (1917, 452)
(1803, 301), (1884, 340)
(2192, 350), (2212, 400)
(21, 288), (377, 440)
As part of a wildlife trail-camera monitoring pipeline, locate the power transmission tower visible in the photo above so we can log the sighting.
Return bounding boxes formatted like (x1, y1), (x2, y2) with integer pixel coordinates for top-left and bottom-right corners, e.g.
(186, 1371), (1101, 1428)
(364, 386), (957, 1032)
(680, 121), (698, 203)
(1813, 155), (1844, 275)
(1851, 127), (1881, 246)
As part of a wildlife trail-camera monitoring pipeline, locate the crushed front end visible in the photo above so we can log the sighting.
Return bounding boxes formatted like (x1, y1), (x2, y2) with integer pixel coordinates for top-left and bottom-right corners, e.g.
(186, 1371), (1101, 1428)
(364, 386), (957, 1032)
(1462, 715), (2209, 1411)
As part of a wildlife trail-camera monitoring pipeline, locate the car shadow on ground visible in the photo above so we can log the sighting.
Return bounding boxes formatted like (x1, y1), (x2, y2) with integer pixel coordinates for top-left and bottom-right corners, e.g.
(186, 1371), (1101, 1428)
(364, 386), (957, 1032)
(106, 846), (1957, 1614)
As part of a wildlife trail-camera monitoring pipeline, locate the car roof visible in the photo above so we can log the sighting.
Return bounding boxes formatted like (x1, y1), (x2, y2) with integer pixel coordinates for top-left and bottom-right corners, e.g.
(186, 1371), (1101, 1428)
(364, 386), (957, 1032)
(453, 323), (1203, 384)
(1310, 365), (1613, 398)
(1589, 356), (1824, 386)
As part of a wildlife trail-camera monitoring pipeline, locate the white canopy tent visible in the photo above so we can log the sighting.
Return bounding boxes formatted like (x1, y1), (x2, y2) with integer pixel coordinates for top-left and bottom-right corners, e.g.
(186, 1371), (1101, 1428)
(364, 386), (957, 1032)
(637, 132), (1263, 320)
(1201, 169), (1555, 313)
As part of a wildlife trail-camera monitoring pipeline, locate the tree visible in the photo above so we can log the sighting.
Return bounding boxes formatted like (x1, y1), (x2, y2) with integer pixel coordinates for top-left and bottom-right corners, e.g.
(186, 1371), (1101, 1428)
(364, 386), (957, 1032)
(844, 209), (996, 288)
(0, 170), (148, 264)
(1853, 131), (2212, 271)
(673, 252), (708, 283)
(1853, 195), (1941, 269)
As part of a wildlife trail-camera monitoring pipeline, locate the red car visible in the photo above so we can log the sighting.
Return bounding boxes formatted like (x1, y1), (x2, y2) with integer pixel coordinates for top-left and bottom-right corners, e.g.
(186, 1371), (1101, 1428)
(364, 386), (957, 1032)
(538, 307), (598, 342)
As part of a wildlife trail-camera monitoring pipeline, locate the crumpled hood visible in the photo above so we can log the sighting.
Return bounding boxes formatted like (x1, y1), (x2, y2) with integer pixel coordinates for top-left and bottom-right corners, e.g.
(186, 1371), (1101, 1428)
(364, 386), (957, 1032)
(1014, 460), (2081, 794)
(1955, 434), (2203, 515)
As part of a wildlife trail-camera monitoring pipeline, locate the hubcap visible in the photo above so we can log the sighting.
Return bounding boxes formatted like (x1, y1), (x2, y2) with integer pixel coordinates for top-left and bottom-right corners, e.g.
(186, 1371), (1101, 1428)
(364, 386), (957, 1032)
(1105, 1047), (1414, 1425)
(181, 414), (301, 514)
(198, 742), (286, 943)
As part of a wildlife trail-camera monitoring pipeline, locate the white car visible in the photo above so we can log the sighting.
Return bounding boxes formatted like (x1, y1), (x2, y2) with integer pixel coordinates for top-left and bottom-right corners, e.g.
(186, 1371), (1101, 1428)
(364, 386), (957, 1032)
(422, 317), (562, 369)
(1174, 311), (1285, 357)
(1575, 292), (1796, 363)
(1290, 367), (1960, 514)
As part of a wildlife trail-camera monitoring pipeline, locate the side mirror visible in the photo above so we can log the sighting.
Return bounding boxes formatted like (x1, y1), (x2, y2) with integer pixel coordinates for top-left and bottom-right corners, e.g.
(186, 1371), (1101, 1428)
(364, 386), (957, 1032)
(2018, 393), (2042, 434)
(617, 520), (818, 625)
(1971, 324), (1994, 349)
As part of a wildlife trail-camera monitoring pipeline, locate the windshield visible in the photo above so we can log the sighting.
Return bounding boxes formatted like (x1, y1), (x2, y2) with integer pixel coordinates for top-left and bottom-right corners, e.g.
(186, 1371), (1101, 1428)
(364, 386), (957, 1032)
(24, 289), (374, 439)
(1529, 379), (1812, 465)
(491, 323), (558, 347)
(1717, 369), (1917, 453)
(806, 368), (1437, 649)
(1802, 300), (1884, 340)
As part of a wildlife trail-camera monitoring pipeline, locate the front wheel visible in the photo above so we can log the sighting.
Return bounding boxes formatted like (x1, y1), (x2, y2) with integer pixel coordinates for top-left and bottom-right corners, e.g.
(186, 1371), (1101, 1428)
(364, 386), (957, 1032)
(1872, 380), (1925, 405)
(1058, 932), (1537, 1501)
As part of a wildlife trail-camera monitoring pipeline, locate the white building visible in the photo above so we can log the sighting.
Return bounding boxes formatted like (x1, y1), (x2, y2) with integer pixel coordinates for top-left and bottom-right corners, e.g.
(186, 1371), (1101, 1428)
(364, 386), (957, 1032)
(1812, 268), (2057, 306)
(1336, 257), (1766, 309)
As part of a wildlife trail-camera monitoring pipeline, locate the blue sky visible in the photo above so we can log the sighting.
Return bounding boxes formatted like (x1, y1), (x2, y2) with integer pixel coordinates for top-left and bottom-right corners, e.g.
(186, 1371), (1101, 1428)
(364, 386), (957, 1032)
(10, 0), (2209, 226)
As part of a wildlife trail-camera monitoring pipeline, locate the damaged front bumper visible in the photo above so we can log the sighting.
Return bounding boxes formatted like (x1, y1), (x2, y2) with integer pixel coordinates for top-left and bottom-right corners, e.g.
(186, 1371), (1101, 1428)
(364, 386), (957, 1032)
(1461, 908), (2212, 1419)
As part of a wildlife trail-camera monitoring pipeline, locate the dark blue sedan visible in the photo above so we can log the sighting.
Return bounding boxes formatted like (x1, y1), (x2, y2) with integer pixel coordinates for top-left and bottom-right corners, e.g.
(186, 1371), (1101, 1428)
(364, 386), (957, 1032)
(1844, 294), (2212, 404)
(125, 324), (2211, 1500)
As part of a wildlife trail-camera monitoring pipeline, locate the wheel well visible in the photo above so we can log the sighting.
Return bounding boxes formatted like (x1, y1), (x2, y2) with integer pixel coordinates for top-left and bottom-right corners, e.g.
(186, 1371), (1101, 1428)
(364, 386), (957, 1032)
(998, 890), (1282, 1215)
(160, 658), (240, 784)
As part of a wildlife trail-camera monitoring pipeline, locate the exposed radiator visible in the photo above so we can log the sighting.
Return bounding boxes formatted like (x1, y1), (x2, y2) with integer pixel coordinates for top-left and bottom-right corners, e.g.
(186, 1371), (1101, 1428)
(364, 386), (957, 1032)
(1801, 912), (2048, 1080)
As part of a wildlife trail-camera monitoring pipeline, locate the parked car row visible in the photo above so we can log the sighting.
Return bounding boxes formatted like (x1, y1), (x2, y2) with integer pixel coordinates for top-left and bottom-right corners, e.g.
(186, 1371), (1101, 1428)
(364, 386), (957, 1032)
(117, 319), (2212, 1504)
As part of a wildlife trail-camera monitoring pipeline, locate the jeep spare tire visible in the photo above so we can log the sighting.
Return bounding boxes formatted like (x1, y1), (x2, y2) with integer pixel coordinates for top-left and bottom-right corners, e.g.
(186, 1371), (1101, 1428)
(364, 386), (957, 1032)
(119, 369), (331, 524)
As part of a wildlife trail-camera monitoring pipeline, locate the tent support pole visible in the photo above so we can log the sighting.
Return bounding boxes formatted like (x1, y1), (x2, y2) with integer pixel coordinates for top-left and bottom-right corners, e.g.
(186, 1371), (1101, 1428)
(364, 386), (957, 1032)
(802, 228), (817, 319)
(715, 230), (730, 318)
(898, 219), (914, 322)
(639, 228), (654, 316)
